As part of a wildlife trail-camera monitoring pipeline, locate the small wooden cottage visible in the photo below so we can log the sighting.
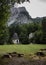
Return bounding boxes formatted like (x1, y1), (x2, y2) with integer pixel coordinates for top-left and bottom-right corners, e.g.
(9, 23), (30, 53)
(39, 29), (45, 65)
(12, 33), (19, 44)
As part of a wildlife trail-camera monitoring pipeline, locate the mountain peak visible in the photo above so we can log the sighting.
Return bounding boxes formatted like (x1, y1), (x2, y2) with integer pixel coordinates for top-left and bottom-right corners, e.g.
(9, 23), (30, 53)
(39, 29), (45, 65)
(8, 7), (32, 26)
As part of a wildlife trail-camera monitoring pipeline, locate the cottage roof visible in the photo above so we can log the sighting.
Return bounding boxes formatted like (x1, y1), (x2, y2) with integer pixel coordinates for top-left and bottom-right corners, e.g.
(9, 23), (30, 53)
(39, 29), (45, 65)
(12, 33), (19, 40)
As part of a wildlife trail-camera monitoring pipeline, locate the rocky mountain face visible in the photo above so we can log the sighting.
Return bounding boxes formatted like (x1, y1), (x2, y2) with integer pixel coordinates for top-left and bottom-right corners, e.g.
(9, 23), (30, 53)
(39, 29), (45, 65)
(8, 6), (46, 27)
(8, 7), (33, 26)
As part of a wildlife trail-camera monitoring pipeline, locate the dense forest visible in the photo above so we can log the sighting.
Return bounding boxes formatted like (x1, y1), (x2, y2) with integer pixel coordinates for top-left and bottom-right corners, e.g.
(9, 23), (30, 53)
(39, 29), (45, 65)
(9, 18), (46, 44)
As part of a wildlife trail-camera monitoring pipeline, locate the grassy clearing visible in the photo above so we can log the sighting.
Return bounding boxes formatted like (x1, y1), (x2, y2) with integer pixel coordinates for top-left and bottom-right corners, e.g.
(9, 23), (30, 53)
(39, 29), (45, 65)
(0, 44), (46, 55)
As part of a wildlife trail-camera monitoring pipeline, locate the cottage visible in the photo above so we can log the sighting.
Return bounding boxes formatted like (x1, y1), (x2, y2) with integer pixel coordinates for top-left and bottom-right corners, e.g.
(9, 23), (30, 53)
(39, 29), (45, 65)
(12, 33), (19, 44)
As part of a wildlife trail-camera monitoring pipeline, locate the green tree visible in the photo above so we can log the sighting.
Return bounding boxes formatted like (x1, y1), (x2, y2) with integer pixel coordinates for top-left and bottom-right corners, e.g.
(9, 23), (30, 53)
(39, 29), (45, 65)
(28, 22), (43, 44)
(0, 26), (9, 44)
(33, 30), (43, 44)
(42, 17), (46, 44)
(19, 32), (29, 44)
(0, 0), (10, 44)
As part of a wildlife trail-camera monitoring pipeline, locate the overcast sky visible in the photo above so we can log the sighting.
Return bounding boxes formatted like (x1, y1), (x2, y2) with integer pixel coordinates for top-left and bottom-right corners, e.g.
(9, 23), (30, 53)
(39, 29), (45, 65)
(14, 0), (46, 18)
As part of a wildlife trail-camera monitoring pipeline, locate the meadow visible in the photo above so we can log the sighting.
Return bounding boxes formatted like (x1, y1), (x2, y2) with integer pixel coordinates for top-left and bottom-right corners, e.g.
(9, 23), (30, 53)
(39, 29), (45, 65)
(0, 44), (46, 55)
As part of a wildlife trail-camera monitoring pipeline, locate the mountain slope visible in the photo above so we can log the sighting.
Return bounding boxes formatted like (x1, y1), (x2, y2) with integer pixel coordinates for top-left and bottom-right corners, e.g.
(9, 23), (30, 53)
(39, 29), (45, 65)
(8, 7), (33, 26)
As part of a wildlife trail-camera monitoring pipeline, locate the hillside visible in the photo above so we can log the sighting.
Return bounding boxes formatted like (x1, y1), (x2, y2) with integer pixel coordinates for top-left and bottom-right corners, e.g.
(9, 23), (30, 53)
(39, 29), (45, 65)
(8, 6), (46, 27)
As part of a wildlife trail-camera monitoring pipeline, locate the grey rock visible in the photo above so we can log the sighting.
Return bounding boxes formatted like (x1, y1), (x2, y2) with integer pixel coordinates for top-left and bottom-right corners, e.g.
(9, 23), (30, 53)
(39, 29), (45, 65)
(8, 7), (33, 26)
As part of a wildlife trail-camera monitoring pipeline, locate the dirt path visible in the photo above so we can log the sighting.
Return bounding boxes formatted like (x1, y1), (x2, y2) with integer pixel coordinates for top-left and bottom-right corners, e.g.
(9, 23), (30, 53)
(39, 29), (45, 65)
(0, 57), (46, 65)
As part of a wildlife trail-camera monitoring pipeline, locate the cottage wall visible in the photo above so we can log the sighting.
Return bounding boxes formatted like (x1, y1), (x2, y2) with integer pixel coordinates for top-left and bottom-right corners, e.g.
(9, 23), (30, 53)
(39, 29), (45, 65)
(12, 39), (19, 44)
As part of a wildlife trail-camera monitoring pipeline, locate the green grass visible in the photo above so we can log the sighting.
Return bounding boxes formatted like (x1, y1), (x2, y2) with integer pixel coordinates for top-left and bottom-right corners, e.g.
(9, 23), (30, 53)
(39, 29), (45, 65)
(0, 44), (46, 55)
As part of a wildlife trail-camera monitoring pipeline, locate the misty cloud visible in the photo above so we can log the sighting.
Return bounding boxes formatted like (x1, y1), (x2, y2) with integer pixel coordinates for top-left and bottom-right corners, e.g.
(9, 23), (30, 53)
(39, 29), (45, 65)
(39, 0), (46, 2)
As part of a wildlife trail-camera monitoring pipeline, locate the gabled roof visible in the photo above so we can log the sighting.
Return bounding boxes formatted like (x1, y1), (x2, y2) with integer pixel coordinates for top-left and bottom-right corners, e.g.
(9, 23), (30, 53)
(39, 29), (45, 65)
(12, 33), (19, 40)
